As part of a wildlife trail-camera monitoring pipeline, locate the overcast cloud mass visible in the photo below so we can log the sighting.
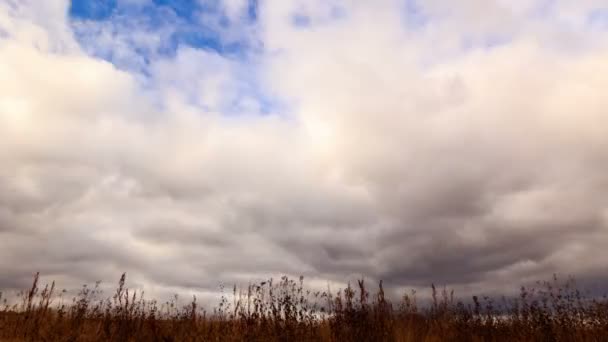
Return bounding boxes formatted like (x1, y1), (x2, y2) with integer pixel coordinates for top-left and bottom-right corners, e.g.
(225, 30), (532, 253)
(1, 0), (608, 300)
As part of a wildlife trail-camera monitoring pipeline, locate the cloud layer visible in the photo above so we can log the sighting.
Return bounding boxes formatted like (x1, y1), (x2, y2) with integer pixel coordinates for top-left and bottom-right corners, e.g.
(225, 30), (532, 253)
(1, 0), (608, 298)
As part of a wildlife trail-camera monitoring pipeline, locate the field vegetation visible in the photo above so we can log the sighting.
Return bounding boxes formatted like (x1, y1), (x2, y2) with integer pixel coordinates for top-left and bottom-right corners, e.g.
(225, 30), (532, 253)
(1, 273), (607, 341)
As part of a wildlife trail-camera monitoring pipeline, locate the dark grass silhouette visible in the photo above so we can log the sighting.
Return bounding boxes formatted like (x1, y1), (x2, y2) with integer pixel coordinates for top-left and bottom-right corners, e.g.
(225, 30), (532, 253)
(1, 273), (608, 341)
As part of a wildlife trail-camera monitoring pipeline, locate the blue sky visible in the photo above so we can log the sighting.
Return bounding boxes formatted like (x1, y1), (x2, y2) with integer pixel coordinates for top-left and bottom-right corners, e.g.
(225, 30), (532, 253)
(69, 0), (258, 67)
(68, 0), (278, 115)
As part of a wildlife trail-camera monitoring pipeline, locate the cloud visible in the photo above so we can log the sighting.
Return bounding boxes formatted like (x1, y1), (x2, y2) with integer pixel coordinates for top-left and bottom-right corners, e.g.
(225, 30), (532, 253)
(1, 0), (608, 301)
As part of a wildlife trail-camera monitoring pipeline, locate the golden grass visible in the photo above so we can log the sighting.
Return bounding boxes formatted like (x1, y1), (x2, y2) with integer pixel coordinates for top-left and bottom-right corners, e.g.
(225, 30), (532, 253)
(1, 273), (607, 341)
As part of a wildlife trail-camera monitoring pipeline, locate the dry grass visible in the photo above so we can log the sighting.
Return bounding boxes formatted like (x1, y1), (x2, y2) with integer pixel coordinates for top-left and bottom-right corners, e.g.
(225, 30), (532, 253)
(1, 273), (608, 341)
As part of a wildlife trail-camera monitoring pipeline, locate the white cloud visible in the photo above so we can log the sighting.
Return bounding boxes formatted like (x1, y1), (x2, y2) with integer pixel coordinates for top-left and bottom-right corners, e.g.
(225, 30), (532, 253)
(1, 0), (608, 300)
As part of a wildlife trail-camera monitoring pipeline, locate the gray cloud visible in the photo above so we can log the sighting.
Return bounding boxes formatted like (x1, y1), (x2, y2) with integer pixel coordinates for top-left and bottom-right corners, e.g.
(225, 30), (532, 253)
(1, 0), (608, 302)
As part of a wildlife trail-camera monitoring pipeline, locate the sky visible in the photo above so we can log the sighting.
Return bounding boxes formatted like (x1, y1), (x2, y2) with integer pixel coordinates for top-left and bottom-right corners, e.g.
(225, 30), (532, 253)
(1, 0), (608, 301)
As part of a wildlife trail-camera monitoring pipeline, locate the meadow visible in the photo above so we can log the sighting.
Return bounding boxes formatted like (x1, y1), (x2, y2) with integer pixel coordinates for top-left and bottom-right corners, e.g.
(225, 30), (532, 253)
(1, 273), (607, 341)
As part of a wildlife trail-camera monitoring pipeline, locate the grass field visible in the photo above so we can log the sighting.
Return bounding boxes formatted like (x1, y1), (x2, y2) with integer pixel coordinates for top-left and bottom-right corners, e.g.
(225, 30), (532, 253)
(1, 273), (607, 341)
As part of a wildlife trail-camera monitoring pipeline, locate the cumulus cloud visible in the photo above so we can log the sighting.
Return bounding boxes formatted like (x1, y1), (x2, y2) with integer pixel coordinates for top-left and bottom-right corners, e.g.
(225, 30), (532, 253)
(1, 0), (608, 300)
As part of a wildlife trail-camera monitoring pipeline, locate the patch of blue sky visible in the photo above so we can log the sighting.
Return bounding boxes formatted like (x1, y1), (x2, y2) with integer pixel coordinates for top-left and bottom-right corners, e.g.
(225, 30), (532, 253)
(247, 0), (258, 22)
(153, 0), (201, 22)
(69, 0), (258, 67)
(69, 0), (117, 20)
(67, 0), (284, 117)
